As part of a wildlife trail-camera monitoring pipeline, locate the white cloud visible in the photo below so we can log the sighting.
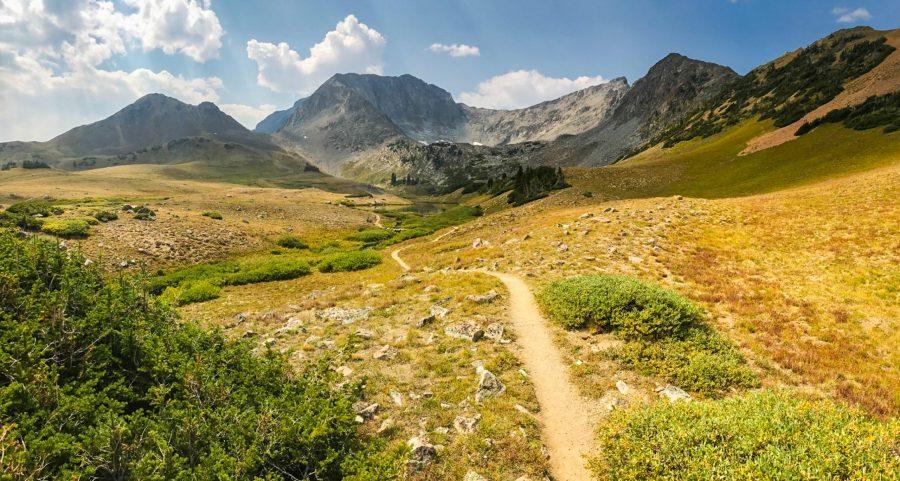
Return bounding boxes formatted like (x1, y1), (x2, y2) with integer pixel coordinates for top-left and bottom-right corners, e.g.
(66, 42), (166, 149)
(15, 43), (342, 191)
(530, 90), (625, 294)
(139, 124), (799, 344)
(123, 0), (224, 62)
(0, 0), (226, 141)
(429, 43), (480, 58)
(219, 103), (278, 129)
(246, 14), (386, 94)
(458, 70), (607, 109)
(832, 6), (872, 23)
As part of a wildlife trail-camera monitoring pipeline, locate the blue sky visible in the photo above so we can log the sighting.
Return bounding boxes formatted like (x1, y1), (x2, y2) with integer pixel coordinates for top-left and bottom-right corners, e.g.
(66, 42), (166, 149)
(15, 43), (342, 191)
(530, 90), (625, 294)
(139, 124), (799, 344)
(1, 0), (898, 141)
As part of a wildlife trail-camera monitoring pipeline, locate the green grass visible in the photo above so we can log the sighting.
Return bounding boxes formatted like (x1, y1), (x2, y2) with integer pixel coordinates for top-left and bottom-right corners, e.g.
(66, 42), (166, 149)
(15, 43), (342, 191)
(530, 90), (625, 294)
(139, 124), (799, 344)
(571, 121), (900, 200)
(591, 390), (900, 481)
(346, 228), (395, 243)
(160, 280), (222, 306)
(538, 275), (757, 396)
(376, 205), (482, 246)
(201, 210), (223, 220)
(93, 210), (118, 222)
(318, 250), (381, 273)
(40, 219), (90, 238)
(275, 234), (309, 249)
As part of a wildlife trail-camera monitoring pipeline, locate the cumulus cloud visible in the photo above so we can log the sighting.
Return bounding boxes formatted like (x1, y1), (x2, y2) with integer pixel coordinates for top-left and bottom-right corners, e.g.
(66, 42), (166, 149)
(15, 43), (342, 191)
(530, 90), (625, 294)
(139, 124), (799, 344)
(246, 14), (386, 94)
(219, 103), (278, 129)
(832, 7), (872, 23)
(429, 43), (480, 58)
(124, 0), (224, 62)
(458, 70), (607, 109)
(0, 0), (227, 141)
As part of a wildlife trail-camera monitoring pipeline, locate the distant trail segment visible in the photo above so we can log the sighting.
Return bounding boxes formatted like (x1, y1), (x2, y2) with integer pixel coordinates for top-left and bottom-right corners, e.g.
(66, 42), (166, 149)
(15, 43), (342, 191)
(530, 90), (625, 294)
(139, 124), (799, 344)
(391, 234), (597, 481)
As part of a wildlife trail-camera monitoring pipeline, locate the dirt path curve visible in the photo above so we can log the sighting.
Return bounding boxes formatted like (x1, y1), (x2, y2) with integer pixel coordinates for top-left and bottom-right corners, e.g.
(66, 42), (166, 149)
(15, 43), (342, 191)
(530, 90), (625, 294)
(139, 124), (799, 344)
(391, 233), (597, 481)
(373, 213), (384, 228)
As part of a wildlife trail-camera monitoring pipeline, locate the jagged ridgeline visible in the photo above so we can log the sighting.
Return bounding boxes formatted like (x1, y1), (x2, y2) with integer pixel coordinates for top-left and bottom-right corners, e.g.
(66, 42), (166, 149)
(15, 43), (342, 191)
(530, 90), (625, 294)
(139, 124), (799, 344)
(656, 27), (895, 147)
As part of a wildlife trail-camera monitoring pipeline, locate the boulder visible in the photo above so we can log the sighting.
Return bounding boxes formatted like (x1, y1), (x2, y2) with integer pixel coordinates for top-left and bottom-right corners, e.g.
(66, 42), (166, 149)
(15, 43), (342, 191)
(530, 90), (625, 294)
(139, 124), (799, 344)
(465, 290), (498, 304)
(463, 471), (487, 481)
(475, 367), (505, 402)
(407, 436), (437, 471)
(373, 345), (398, 360)
(445, 321), (484, 342)
(317, 306), (371, 324)
(430, 304), (451, 318)
(656, 384), (692, 403)
(414, 314), (436, 328)
(484, 323), (504, 341)
(453, 414), (480, 434)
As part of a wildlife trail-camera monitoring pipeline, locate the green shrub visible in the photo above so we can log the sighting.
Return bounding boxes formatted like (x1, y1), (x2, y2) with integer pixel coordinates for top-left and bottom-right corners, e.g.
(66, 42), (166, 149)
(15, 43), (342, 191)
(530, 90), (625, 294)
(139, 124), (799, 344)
(161, 280), (222, 306)
(537, 275), (702, 339)
(318, 250), (381, 273)
(276, 234), (308, 249)
(93, 210), (118, 222)
(202, 210), (223, 220)
(40, 219), (90, 238)
(347, 228), (394, 243)
(5, 198), (53, 216)
(224, 257), (311, 285)
(591, 390), (899, 480)
(0, 232), (397, 479)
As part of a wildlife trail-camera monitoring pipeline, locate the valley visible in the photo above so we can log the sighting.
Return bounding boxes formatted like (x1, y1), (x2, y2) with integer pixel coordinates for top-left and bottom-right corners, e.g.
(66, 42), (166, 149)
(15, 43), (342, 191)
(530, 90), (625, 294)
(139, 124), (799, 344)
(2, 22), (898, 481)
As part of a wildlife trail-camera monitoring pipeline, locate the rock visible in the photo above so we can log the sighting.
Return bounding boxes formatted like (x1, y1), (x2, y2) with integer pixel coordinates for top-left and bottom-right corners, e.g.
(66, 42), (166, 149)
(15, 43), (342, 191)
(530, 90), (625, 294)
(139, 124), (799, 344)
(414, 314), (436, 328)
(615, 380), (631, 395)
(453, 414), (480, 434)
(423, 285), (439, 293)
(475, 367), (505, 402)
(353, 401), (379, 420)
(317, 306), (371, 324)
(354, 328), (376, 339)
(445, 321), (484, 342)
(373, 345), (398, 360)
(390, 391), (404, 406)
(463, 471), (487, 481)
(465, 290), (498, 304)
(580, 213), (593, 219)
(430, 304), (451, 318)
(274, 317), (302, 336)
(399, 274), (420, 283)
(241, 330), (257, 339)
(335, 365), (353, 377)
(484, 323), (505, 341)
(472, 238), (484, 248)
(556, 243), (569, 252)
(656, 384), (692, 403)
(628, 255), (643, 264)
(407, 436), (437, 471)
(434, 426), (450, 435)
(377, 417), (395, 434)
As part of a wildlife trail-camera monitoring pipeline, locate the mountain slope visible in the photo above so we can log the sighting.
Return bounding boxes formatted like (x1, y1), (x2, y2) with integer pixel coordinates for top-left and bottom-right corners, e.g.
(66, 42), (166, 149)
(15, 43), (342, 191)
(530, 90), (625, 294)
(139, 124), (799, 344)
(254, 98), (306, 134)
(536, 54), (738, 167)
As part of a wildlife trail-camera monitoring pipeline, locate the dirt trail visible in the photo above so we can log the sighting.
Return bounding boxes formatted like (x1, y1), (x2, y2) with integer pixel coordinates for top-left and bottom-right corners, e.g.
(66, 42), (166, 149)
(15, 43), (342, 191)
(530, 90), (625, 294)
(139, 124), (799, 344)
(392, 234), (598, 480)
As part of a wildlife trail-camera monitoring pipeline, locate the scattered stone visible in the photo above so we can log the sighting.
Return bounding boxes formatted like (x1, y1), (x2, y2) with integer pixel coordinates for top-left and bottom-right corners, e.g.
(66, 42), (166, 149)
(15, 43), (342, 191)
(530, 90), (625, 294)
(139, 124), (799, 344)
(475, 367), (505, 402)
(377, 417), (395, 434)
(484, 322), (505, 341)
(628, 255), (643, 264)
(445, 321), (484, 342)
(390, 391), (405, 406)
(615, 380), (631, 395)
(472, 238), (484, 248)
(407, 436), (437, 471)
(556, 243), (569, 252)
(241, 330), (257, 339)
(463, 471), (488, 481)
(354, 328), (375, 339)
(434, 426), (450, 435)
(656, 384), (692, 403)
(399, 274), (420, 284)
(465, 290), (498, 304)
(317, 306), (371, 324)
(430, 304), (451, 318)
(414, 314), (436, 328)
(335, 366), (353, 377)
(580, 213), (593, 219)
(353, 401), (379, 421)
(453, 414), (480, 434)
(373, 345), (398, 360)
(423, 285), (439, 293)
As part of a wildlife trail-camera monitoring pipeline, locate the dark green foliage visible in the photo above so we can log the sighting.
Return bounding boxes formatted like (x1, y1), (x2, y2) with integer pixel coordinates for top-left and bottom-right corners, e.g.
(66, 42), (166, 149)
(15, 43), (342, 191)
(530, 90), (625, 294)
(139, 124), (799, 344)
(538, 275), (756, 395)
(591, 391), (899, 480)
(796, 91), (900, 135)
(22, 159), (50, 169)
(6, 198), (53, 216)
(657, 32), (895, 147)
(93, 210), (119, 222)
(223, 257), (311, 285)
(275, 234), (309, 249)
(0, 232), (397, 480)
(347, 228), (395, 243)
(507, 166), (569, 206)
(537, 275), (703, 339)
(1, 161), (15, 170)
(161, 279), (222, 306)
(132, 205), (156, 221)
(40, 219), (90, 238)
(376, 205), (483, 246)
(201, 210), (223, 220)
(318, 250), (381, 273)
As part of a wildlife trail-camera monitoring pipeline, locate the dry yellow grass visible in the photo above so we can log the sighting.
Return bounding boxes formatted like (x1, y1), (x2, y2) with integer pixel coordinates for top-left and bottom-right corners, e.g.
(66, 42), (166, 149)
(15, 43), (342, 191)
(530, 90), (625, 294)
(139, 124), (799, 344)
(400, 162), (900, 416)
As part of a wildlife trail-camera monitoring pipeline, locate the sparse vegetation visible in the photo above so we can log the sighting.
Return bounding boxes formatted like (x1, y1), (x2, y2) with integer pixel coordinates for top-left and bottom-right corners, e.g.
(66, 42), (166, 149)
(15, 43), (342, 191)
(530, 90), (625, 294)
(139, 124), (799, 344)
(377, 205), (482, 246)
(93, 210), (118, 222)
(275, 234), (309, 249)
(538, 275), (756, 395)
(796, 91), (900, 136)
(202, 210), (223, 220)
(0, 232), (397, 480)
(40, 218), (90, 238)
(591, 390), (900, 480)
(318, 249), (381, 272)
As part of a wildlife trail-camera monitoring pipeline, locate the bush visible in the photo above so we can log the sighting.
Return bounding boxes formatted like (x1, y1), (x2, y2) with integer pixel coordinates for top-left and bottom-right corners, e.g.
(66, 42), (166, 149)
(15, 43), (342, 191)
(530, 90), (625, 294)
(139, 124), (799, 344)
(0, 232), (397, 479)
(93, 210), (118, 222)
(202, 210), (223, 220)
(318, 250), (381, 273)
(591, 391), (899, 480)
(224, 257), (311, 285)
(347, 228), (394, 243)
(161, 280), (222, 306)
(40, 219), (90, 238)
(6, 198), (53, 216)
(537, 275), (702, 340)
(538, 275), (756, 395)
(276, 234), (308, 249)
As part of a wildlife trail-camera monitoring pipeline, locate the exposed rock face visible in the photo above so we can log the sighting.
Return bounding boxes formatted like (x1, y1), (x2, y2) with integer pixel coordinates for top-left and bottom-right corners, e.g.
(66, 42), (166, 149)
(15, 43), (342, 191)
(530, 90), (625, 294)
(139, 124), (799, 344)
(445, 321), (485, 342)
(536, 54), (738, 167)
(254, 98), (306, 134)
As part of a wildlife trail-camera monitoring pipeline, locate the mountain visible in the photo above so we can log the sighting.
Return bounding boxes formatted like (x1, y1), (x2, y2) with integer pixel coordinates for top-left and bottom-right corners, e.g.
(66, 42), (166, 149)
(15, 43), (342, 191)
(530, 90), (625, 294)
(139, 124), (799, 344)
(268, 73), (628, 174)
(254, 98), (307, 134)
(535, 54), (738, 167)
